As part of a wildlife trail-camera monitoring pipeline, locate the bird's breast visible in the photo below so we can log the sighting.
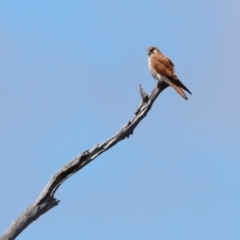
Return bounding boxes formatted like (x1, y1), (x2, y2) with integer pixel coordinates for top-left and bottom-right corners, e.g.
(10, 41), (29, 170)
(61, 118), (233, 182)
(148, 57), (158, 80)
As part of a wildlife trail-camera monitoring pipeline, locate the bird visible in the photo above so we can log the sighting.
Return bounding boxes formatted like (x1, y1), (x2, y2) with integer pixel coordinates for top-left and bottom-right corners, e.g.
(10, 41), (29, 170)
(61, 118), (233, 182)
(147, 46), (192, 100)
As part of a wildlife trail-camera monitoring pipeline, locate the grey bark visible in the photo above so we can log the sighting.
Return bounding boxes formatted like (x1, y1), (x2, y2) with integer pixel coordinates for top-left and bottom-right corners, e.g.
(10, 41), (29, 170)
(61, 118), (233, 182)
(0, 83), (168, 240)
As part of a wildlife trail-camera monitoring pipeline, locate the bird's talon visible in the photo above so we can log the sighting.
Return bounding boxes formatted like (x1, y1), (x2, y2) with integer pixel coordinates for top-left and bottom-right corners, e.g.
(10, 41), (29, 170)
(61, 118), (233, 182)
(157, 81), (162, 88)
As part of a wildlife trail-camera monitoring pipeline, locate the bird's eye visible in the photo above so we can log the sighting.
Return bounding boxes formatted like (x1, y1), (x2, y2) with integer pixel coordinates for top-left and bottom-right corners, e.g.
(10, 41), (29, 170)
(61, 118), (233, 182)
(148, 49), (153, 56)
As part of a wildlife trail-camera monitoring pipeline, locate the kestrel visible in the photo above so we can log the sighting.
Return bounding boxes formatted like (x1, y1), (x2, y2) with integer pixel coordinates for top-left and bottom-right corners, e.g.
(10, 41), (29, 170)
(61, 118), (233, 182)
(147, 46), (192, 100)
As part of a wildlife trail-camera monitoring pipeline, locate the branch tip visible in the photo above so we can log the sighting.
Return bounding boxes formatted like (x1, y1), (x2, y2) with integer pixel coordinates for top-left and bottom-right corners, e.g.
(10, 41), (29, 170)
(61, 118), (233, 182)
(139, 84), (149, 102)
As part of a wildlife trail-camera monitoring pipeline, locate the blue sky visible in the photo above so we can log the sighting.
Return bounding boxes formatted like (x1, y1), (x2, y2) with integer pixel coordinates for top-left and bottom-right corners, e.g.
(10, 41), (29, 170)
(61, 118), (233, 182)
(0, 0), (240, 239)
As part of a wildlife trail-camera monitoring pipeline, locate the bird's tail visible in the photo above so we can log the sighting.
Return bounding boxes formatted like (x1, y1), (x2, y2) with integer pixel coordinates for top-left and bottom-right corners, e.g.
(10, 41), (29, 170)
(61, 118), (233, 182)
(168, 81), (188, 100)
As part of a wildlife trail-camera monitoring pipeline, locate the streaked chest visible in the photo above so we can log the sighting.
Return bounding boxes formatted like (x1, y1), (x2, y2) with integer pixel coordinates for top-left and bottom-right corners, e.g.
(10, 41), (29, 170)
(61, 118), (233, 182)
(148, 57), (155, 76)
(148, 57), (162, 80)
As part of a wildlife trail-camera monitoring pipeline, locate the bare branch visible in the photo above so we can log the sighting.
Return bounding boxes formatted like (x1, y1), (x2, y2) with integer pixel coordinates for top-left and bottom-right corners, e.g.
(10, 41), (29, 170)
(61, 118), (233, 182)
(0, 83), (169, 240)
(135, 84), (149, 115)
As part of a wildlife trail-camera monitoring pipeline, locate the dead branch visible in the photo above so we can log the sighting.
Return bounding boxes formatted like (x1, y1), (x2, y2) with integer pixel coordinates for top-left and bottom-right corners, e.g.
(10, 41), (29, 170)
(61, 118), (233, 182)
(0, 83), (168, 240)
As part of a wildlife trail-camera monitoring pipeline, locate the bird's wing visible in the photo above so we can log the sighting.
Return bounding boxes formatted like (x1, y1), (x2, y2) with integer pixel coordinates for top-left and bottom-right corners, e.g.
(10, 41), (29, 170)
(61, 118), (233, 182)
(169, 76), (192, 95)
(151, 55), (192, 95)
(167, 57), (174, 67)
(151, 55), (175, 78)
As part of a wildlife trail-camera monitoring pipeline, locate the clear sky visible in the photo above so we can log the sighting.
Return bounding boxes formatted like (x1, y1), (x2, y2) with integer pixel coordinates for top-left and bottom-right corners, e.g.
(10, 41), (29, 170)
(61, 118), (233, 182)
(0, 0), (240, 239)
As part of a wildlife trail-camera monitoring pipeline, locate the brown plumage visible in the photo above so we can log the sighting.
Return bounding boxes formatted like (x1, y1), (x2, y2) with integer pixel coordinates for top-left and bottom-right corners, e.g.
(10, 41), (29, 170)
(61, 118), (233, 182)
(147, 46), (192, 100)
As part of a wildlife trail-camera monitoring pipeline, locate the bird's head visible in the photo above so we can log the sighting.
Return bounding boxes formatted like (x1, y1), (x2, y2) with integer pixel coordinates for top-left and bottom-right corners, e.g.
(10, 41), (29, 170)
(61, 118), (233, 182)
(147, 46), (160, 56)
